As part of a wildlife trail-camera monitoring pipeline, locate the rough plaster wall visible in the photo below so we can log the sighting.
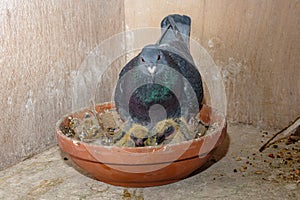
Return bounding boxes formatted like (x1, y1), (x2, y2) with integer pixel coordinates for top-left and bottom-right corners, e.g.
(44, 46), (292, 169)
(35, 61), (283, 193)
(0, 0), (124, 170)
(124, 0), (300, 129)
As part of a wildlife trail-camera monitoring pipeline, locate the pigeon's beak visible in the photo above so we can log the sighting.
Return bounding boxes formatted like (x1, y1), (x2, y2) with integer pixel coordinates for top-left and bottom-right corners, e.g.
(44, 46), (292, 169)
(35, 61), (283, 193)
(147, 66), (156, 80)
(147, 66), (156, 75)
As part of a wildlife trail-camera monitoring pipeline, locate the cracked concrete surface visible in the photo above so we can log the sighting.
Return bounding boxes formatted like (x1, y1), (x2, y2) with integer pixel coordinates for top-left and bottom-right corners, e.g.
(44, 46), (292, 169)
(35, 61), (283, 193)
(0, 124), (299, 200)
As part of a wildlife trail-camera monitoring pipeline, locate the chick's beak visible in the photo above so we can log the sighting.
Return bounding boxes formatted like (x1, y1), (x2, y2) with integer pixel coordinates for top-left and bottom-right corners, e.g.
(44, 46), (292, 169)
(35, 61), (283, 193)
(156, 132), (165, 145)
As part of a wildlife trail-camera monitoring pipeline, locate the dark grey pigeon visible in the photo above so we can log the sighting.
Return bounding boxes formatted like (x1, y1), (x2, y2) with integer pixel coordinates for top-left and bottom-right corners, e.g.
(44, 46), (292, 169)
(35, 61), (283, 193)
(114, 14), (203, 128)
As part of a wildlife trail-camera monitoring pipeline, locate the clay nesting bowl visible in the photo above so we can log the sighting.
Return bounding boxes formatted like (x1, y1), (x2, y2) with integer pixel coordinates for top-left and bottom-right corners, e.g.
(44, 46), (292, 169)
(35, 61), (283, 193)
(56, 102), (226, 187)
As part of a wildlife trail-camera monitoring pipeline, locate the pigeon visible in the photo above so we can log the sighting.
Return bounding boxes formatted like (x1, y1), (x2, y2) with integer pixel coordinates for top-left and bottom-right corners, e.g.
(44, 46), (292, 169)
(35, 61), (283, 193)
(114, 14), (203, 127)
(151, 118), (193, 145)
(113, 122), (149, 147)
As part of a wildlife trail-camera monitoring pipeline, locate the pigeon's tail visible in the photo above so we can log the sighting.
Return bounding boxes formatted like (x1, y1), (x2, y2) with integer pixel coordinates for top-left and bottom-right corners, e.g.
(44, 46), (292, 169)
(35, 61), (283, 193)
(158, 14), (191, 48)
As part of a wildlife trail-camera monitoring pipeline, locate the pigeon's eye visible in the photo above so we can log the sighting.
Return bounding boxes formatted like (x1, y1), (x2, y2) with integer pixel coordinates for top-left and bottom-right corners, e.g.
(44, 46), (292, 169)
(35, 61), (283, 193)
(164, 126), (175, 137)
(130, 133), (137, 140)
(157, 55), (161, 60)
(141, 57), (145, 62)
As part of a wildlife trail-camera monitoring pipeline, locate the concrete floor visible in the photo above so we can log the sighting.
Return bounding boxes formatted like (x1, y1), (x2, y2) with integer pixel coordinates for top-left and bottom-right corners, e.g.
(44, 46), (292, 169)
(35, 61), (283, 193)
(0, 124), (299, 200)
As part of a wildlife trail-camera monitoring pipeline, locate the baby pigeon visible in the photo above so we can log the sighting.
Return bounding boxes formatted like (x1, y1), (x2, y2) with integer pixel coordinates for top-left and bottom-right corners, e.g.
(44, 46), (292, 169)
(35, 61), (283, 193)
(151, 118), (194, 145)
(114, 123), (149, 147)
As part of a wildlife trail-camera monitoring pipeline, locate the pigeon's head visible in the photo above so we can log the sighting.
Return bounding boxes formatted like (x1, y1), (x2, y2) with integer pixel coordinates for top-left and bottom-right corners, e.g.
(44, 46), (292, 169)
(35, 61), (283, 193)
(128, 124), (149, 147)
(139, 45), (164, 78)
(151, 119), (179, 144)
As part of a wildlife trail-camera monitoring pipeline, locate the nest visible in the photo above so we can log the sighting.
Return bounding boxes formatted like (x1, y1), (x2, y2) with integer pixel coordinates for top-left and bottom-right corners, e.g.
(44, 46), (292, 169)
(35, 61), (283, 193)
(60, 106), (216, 147)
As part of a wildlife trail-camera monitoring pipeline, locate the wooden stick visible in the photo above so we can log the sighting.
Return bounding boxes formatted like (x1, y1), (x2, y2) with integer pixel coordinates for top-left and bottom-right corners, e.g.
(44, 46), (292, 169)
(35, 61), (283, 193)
(259, 116), (300, 152)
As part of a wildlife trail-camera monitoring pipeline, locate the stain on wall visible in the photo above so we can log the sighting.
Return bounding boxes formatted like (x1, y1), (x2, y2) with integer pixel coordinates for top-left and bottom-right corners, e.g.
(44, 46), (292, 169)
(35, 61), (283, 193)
(0, 0), (125, 170)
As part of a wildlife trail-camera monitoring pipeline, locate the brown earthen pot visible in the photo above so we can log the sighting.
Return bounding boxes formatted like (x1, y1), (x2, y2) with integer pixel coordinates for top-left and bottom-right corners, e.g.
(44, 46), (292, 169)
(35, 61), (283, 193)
(56, 102), (226, 187)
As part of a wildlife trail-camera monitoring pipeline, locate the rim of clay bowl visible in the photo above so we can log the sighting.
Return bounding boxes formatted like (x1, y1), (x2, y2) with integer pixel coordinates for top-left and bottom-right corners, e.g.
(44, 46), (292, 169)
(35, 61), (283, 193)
(56, 102), (225, 145)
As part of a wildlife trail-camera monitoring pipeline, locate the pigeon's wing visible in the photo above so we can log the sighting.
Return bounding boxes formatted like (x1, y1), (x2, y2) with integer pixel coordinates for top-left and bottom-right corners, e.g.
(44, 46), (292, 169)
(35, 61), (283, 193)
(162, 49), (203, 113)
(114, 54), (141, 122)
(118, 54), (140, 78)
(159, 12), (203, 117)
(159, 14), (203, 110)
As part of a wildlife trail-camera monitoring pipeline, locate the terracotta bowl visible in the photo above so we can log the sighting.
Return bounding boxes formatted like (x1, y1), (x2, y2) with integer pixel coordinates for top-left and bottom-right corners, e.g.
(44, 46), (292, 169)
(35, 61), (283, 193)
(56, 102), (226, 187)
